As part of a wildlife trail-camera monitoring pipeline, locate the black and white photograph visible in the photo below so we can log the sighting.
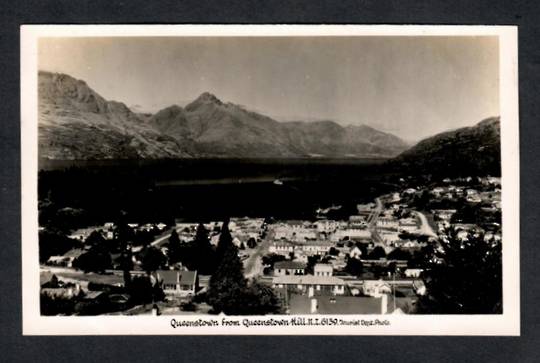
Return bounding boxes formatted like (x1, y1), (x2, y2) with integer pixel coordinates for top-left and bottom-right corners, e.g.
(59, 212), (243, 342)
(20, 25), (519, 335)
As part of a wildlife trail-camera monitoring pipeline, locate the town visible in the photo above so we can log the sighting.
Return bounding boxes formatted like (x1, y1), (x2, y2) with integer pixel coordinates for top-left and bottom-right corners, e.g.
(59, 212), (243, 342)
(39, 175), (502, 316)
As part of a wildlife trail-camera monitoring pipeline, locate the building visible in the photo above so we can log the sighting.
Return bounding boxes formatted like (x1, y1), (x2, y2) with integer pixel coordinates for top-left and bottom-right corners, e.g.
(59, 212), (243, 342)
(272, 275), (346, 295)
(403, 188), (417, 195)
(269, 241), (295, 255)
(313, 263), (333, 277)
(398, 218), (418, 233)
(349, 246), (363, 259)
(274, 261), (306, 276)
(432, 209), (457, 221)
(332, 228), (371, 241)
(46, 248), (85, 267)
(362, 279), (392, 297)
(376, 217), (399, 230)
(379, 230), (401, 245)
(431, 187), (445, 196)
(288, 293), (410, 315)
(394, 240), (426, 249)
(300, 241), (333, 255)
(404, 268), (423, 278)
(313, 219), (340, 233)
(156, 270), (198, 297)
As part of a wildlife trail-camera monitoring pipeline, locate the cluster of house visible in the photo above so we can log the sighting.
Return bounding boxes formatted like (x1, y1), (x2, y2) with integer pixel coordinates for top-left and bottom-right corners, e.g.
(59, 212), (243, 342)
(68, 222), (169, 242)
(40, 266), (199, 308)
(271, 262), (425, 315)
(175, 217), (265, 248)
(394, 177), (502, 245)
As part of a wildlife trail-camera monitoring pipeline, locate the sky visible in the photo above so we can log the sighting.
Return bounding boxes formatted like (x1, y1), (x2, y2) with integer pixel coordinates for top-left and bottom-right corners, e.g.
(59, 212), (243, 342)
(39, 36), (499, 142)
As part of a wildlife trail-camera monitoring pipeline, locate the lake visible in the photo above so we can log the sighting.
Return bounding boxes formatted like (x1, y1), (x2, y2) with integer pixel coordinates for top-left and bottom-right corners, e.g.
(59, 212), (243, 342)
(38, 158), (402, 224)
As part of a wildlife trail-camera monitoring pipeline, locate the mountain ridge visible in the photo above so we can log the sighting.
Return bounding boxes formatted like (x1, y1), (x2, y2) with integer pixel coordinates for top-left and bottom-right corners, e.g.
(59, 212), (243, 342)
(391, 116), (501, 176)
(39, 71), (410, 160)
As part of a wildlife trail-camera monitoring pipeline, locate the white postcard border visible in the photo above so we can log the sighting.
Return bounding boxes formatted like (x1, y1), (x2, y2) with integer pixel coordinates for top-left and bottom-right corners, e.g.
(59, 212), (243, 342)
(21, 24), (519, 335)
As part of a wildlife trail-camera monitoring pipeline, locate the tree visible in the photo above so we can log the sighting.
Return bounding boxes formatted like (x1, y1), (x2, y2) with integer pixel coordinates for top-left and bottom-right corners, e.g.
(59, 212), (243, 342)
(235, 281), (282, 315)
(128, 275), (164, 305)
(207, 247), (247, 314)
(345, 257), (363, 277)
(191, 223), (218, 275)
(85, 230), (107, 247)
(354, 242), (368, 257)
(328, 247), (340, 256)
(39, 230), (81, 263)
(119, 248), (133, 288)
(167, 229), (182, 264)
(140, 246), (167, 273)
(261, 253), (286, 275)
(216, 219), (235, 262)
(247, 237), (257, 249)
(305, 255), (322, 274)
(417, 230), (502, 314)
(368, 246), (386, 260)
(388, 248), (411, 261)
(40, 291), (76, 316)
(114, 222), (135, 250)
(72, 246), (112, 273)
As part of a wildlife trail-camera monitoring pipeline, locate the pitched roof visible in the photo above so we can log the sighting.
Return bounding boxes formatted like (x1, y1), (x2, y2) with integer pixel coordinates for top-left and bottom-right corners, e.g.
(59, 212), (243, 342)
(274, 261), (306, 270)
(64, 248), (85, 258)
(40, 271), (55, 286)
(83, 291), (105, 300)
(157, 270), (197, 285)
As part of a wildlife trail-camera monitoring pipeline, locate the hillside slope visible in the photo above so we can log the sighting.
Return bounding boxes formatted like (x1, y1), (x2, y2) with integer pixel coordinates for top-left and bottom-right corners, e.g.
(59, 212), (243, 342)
(391, 117), (501, 176)
(38, 71), (191, 159)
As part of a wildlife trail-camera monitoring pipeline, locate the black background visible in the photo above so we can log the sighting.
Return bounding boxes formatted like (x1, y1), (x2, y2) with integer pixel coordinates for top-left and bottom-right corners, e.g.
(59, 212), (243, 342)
(1, 1), (538, 362)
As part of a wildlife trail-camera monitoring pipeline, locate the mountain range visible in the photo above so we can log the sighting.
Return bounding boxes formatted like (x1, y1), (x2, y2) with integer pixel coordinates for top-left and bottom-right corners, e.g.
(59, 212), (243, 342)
(38, 71), (501, 176)
(38, 71), (409, 160)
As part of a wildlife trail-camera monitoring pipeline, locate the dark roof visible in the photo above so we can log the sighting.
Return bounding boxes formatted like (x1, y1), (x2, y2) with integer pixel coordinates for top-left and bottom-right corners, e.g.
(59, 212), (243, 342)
(274, 261), (306, 270)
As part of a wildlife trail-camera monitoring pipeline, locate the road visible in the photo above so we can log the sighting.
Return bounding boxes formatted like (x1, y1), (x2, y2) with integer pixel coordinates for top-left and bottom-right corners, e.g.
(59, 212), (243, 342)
(132, 229), (178, 253)
(368, 198), (384, 245)
(414, 211), (437, 237)
(243, 230), (272, 278)
(367, 198), (383, 227)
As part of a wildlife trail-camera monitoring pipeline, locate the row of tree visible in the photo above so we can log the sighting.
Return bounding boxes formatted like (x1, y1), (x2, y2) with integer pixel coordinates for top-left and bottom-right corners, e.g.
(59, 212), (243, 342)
(205, 219), (282, 315)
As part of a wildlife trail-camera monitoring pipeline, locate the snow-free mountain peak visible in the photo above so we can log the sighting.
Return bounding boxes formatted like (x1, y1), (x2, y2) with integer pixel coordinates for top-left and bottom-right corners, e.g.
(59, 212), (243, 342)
(38, 71), (410, 160)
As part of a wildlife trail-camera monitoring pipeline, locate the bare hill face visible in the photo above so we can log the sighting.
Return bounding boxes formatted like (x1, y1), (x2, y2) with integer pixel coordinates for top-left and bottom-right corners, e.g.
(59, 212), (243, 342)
(39, 71), (409, 160)
(392, 117), (501, 176)
(38, 71), (191, 159)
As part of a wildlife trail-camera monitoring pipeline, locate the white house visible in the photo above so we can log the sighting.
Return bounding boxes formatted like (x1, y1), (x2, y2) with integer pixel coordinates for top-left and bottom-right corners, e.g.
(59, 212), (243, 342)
(272, 275), (346, 295)
(157, 270), (198, 297)
(313, 263), (333, 277)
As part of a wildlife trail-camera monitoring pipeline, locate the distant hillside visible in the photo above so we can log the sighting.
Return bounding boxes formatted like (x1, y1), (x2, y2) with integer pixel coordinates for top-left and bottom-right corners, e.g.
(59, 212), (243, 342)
(38, 71), (192, 159)
(39, 71), (409, 160)
(391, 117), (501, 176)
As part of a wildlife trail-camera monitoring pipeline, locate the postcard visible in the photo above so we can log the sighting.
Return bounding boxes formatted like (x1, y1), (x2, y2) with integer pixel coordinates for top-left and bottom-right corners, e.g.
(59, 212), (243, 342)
(21, 24), (519, 335)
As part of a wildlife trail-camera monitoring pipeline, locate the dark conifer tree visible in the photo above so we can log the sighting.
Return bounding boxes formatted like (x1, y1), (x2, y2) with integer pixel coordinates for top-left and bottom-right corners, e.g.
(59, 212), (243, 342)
(216, 218), (235, 262)
(167, 229), (182, 264)
(207, 246), (247, 314)
(417, 229), (502, 314)
(192, 223), (217, 275)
